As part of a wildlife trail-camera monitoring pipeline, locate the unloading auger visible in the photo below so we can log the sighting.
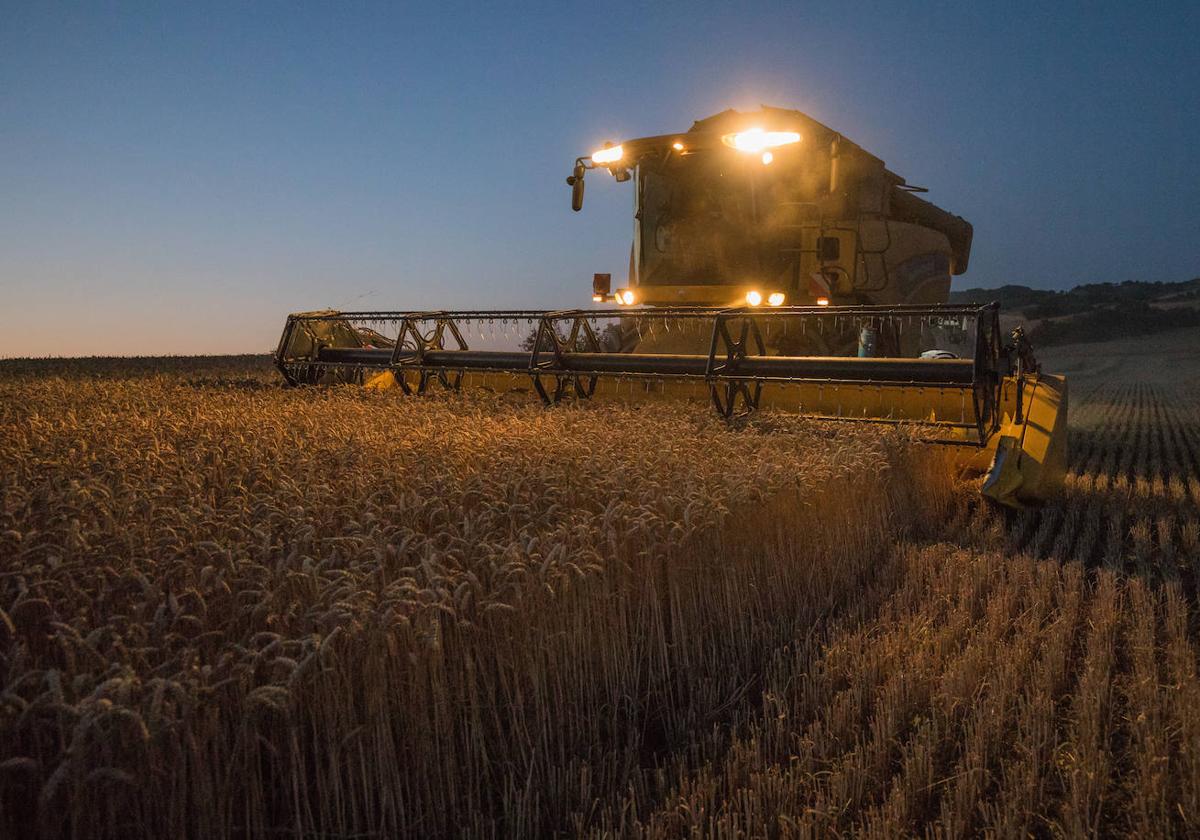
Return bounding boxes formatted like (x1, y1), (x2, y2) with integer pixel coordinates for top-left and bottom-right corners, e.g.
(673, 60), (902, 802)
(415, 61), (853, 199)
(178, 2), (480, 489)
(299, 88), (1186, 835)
(274, 106), (1067, 506)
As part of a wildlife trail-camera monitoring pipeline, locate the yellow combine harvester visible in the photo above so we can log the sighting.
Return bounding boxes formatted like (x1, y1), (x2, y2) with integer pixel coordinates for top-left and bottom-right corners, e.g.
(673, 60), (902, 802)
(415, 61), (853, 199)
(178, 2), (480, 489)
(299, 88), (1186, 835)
(275, 107), (1066, 507)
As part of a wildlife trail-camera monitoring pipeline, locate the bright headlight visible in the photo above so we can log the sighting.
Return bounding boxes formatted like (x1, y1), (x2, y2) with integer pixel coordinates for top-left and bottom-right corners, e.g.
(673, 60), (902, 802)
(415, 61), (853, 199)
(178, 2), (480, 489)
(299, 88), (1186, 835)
(620, 289), (636, 305)
(767, 292), (786, 307)
(722, 128), (801, 154)
(745, 290), (763, 306)
(591, 144), (624, 165)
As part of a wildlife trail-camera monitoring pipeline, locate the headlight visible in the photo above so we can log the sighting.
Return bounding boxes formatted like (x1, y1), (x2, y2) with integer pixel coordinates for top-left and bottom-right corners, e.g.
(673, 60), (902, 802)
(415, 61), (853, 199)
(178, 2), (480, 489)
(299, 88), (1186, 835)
(816, 297), (830, 307)
(620, 289), (636, 305)
(591, 144), (624, 165)
(767, 292), (785, 307)
(745, 290), (763, 306)
(722, 128), (801, 154)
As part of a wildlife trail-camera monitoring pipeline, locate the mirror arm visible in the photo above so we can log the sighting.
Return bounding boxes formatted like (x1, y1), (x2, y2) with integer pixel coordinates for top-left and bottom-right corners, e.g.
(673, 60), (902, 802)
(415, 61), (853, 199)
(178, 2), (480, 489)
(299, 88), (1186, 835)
(568, 158), (590, 212)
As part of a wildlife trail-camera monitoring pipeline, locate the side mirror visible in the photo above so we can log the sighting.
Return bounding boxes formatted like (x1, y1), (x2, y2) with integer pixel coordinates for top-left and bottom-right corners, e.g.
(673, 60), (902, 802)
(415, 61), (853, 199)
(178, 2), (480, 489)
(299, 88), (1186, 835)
(568, 164), (586, 211)
(593, 273), (611, 297)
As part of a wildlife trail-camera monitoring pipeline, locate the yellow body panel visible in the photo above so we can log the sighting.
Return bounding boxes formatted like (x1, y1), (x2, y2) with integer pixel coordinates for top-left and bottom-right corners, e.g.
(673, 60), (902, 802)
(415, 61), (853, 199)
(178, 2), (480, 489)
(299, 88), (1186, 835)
(979, 374), (1069, 506)
(374, 372), (975, 428)
(364, 370), (397, 391)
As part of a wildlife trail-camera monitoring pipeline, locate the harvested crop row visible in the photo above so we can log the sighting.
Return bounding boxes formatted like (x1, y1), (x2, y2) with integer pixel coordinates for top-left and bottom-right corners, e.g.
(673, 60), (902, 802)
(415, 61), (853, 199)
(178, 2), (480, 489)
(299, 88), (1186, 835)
(599, 544), (1200, 838)
(0, 361), (953, 838)
(1007, 382), (1200, 584)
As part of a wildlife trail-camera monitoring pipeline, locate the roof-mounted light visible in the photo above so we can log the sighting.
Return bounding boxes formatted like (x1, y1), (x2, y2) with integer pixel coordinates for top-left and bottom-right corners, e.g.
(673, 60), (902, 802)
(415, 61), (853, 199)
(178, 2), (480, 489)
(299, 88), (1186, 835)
(591, 144), (624, 165)
(722, 128), (801, 154)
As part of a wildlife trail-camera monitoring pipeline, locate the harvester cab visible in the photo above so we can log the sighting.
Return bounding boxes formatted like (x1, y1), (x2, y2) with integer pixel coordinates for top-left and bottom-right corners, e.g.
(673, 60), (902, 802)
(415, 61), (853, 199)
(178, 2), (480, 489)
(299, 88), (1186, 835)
(569, 107), (973, 314)
(274, 106), (1067, 507)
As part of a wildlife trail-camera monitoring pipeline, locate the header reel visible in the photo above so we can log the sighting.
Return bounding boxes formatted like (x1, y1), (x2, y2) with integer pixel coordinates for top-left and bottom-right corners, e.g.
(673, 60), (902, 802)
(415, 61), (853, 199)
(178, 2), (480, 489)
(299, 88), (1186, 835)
(276, 302), (1009, 447)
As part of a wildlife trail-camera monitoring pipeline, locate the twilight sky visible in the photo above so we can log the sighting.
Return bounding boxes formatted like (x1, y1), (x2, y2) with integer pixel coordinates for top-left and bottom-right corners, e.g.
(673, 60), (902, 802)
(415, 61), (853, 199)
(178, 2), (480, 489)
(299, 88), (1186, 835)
(1, 1), (1197, 356)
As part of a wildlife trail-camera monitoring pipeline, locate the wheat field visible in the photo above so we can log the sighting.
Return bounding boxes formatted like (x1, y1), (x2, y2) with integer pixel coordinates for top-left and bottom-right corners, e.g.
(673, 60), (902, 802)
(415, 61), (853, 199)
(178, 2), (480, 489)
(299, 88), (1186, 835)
(592, 380), (1200, 838)
(1, 358), (1197, 837)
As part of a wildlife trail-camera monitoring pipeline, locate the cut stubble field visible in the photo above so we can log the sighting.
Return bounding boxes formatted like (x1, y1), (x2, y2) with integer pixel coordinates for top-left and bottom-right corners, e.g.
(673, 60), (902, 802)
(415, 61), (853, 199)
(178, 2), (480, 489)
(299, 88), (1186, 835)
(1, 350), (1198, 838)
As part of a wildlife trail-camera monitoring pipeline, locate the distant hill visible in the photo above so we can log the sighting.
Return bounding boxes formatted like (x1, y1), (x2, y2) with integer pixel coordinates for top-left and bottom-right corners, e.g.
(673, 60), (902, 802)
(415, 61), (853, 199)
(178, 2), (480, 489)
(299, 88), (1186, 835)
(948, 284), (1062, 310)
(949, 278), (1200, 346)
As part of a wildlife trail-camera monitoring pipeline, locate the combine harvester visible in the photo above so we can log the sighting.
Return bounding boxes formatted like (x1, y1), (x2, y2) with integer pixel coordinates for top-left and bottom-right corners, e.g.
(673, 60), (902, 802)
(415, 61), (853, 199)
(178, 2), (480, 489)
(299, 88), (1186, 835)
(275, 107), (1066, 506)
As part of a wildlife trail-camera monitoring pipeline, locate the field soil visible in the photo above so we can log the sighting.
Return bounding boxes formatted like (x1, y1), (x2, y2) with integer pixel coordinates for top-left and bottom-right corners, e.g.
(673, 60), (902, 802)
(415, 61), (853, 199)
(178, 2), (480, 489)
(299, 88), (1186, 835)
(1039, 325), (1200, 386)
(2, 336), (1199, 838)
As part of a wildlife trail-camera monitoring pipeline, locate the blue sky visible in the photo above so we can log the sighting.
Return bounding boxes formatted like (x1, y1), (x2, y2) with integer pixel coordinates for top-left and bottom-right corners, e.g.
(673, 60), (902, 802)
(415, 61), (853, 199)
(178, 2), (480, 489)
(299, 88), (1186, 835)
(1, 1), (1197, 355)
